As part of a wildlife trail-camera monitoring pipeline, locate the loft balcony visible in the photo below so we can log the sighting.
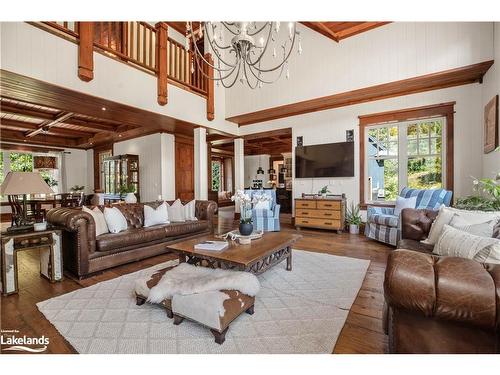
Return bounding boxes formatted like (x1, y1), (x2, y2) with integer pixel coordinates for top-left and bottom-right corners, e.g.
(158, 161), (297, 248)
(30, 21), (213, 115)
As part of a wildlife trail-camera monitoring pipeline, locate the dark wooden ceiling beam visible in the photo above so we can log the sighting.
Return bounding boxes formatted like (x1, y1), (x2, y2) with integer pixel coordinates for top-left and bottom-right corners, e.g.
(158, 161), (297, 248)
(1, 119), (94, 138)
(0, 104), (58, 120)
(227, 60), (494, 126)
(0, 129), (79, 147)
(25, 112), (74, 137)
(0, 142), (65, 153)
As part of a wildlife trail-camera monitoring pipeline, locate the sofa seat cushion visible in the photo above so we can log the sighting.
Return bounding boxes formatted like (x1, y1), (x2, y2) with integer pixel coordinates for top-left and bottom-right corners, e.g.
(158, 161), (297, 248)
(368, 213), (399, 228)
(397, 239), (434, 254)
(96, 226), (167, 252)
(164, 220), (209, 237)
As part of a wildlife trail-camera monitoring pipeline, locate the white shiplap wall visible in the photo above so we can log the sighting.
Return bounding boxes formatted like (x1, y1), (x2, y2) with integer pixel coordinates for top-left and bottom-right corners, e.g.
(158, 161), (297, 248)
(226, 22), (494, 117)
(113, 133), (175, 202)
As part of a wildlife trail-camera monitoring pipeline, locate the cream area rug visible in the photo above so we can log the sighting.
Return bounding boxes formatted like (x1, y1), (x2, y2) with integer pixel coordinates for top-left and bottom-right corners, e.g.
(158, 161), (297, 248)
(37, 250), (370, 354)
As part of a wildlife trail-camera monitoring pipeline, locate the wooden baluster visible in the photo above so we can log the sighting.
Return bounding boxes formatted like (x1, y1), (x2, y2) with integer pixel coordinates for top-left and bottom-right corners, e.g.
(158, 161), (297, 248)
(155, 22), (168, 106)
(107, 22), (112, 49)
(130, 22), (135, 60)
(205, 53), (214, 120)
(121, 22), (128, 54)
(143, 25), (147, 64)
(78, 22), (94, 82)
(136, 22), (140, 61)
(149, 28), (153, 69)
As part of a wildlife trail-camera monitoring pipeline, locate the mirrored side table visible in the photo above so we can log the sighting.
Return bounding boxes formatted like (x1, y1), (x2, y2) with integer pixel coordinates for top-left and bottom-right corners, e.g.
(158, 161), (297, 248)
(1, 228), (63, 296)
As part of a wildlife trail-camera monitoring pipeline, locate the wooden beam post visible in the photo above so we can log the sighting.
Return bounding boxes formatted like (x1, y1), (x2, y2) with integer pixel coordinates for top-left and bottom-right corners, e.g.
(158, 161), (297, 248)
(78, 22), (94, 82)
(205, 53), (215, 121)
(155, 22), (169, 106)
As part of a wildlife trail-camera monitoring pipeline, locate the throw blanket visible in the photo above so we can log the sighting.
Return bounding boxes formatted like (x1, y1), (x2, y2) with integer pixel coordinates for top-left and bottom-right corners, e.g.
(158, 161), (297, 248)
(144, 263), (260, 304)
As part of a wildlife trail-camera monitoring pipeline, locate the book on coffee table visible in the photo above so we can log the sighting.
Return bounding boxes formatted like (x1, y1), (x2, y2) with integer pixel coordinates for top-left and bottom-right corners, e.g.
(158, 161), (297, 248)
(194, 241), (229, 251)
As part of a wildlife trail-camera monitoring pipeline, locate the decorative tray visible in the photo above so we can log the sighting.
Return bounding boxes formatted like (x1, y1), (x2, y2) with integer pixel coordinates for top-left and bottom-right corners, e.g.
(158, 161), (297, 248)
(219, 230), (264, 244)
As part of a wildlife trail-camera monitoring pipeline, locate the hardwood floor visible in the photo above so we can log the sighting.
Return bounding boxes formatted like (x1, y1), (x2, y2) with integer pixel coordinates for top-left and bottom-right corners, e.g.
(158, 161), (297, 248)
(0, 209), (391, 354)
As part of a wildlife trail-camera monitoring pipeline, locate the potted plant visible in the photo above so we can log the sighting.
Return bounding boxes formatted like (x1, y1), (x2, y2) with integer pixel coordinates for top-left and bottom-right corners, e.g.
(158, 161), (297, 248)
(346, 201), (362, 234)
(231, 190), (253, 235)
(43, 176), (58, 188)
(120, 184), (137, 203)
(455, 173), (500, 211)
(318, 185), (331, 198)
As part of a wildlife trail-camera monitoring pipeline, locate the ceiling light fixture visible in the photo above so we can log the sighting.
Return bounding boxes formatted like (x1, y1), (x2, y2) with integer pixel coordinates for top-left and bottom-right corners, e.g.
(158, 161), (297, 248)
(101, 107), (106, 111)
(186, 21), (301, 89)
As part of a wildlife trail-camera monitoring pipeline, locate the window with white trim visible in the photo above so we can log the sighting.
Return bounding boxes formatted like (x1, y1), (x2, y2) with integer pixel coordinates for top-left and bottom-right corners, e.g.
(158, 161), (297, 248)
(365, 117), (445, 203)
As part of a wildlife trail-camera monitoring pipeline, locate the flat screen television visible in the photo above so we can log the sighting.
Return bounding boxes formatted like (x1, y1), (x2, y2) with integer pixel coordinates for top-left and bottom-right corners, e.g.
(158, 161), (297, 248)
(295, 142), (354, 178)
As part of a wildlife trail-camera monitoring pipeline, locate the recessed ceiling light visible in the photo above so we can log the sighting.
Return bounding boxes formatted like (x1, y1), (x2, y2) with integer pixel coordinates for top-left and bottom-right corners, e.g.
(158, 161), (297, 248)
(23, 139), (27, 142)
(101, 107), (106, 111)
(118, 134), (122, 137)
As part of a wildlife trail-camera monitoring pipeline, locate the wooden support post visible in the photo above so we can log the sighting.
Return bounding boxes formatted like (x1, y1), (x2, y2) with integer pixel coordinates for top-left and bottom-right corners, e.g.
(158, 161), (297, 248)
(78, 22), (94, 82)
(155, 22), (169, 106)
(205, 53), (215, 121)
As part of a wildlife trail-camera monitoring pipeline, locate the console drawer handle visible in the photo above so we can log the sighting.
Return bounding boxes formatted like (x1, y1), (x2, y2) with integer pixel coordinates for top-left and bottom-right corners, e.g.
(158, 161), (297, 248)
(302, 220), (309, 223)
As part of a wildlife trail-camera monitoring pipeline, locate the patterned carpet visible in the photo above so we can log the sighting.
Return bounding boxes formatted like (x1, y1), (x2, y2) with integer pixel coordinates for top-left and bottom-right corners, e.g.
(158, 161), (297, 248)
(37, 250), (370, 354)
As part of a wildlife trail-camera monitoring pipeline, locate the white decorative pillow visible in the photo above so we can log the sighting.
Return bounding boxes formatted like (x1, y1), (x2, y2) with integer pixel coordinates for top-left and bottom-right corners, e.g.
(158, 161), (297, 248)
(393, 196), (417, 216)
(83, 206), (109, 236)
(103, 207), (128, 233)
(422, 205), (500, 245)
(167, 199), (185, 222)
(433, 224), (500, 263)
(144, 202), (169, 227)
(449, 214), (498, 238)
(183, 200), (197, 221)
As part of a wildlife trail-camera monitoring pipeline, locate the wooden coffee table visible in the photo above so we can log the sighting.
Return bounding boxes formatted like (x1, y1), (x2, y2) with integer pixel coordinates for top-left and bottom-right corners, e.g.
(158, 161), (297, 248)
(167, 232), (302, 275)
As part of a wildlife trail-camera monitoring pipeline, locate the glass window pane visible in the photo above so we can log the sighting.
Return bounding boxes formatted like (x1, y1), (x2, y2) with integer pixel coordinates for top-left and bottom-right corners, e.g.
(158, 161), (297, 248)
(367, 159), (398, 202)
(9, 153), (33, 172)
(407, 157), (442, 190)
(387, 141), (398, 156)
(408, 140), (418, 155)
(430, 121), (442, 136)
(419, 123), (430, 137)
(389, 126), (398, 141)
(367, 142), (378, 157)
(367, 128), (377, 140)
(418, 139), (429, 154)
(378, 127), (388, 141)
(430, 137), (442, 155)
(407, 124), (418, 139)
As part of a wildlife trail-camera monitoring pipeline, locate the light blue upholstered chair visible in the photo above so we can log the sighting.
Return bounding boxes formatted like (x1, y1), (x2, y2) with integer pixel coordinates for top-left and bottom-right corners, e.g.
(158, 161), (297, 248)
(365, 187), (453, 246)
(244, 189), (281, 232)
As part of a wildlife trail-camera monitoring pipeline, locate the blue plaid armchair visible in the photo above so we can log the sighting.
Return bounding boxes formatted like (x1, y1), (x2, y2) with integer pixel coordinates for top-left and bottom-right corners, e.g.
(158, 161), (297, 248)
(244, 189), (281, 232)
(365, 187), (453, 246)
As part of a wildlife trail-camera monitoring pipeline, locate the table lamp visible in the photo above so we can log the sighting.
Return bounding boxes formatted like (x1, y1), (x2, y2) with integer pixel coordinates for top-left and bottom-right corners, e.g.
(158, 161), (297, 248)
(0, 171), (54, 231)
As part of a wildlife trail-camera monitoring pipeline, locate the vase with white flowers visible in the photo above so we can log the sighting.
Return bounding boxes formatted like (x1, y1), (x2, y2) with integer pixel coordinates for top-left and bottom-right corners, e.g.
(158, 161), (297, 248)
(231, 190), (254, 235)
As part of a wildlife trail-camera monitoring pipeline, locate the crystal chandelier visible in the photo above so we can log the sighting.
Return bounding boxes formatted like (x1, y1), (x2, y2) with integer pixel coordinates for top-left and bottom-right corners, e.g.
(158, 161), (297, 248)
(186, 22), (302, 89)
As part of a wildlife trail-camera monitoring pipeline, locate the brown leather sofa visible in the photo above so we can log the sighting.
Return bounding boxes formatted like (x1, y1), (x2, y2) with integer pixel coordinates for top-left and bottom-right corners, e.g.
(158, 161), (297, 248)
(47, 200), (217, 279)
(383, 208), (500, 353)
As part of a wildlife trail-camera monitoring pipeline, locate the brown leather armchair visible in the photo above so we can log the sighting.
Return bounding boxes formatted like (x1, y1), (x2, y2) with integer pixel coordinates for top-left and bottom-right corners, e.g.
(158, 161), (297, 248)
(383, 208), (500, 353)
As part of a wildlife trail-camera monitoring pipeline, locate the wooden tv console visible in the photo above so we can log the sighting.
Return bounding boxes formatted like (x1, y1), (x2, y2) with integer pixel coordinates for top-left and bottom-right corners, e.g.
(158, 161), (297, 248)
(294, 196), (346, 233)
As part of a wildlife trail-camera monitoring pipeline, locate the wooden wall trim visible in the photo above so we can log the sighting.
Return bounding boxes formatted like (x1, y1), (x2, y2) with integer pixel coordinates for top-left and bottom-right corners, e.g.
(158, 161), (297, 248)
(359, 102), (455, 209)
(227, 60), (493, 126)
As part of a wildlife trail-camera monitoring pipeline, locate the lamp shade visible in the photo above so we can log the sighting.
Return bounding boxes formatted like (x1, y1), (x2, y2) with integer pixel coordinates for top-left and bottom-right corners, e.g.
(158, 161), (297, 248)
(0, 172), (54, 195)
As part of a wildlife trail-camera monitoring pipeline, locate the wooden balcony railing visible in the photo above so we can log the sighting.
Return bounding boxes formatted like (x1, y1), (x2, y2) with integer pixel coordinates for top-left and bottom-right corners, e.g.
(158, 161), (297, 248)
(36, 21), (214, 119)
